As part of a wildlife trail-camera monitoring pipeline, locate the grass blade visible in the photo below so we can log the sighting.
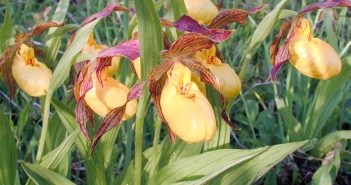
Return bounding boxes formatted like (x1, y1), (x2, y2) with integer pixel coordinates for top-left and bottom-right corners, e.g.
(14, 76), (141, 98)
(21, 162), (75, 185)
(44, 0), (70, 67)
(0, 1), (13, 51)
(213, 141), (307, 185)
(0, 109), (17, 185)
(52, 98), (107, 185)
(304, 57), (351, 139)
(41, 129), (79, 169)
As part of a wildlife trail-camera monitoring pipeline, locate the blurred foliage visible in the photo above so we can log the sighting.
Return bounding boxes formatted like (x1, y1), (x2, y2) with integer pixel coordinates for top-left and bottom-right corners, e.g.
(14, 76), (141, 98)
(0, 0), (350, 184)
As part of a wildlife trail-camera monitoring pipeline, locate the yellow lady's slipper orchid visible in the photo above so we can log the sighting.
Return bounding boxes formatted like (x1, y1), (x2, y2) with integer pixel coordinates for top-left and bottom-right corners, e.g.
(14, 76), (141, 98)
(194, 46), (241, 100)
(288, 18), (341, 79)
(84, 70), (137, 119)
(12, 44), (52, 97)
(82, 34), (121, 76)
(184, 0), (219, 25)
(160, 62), (216, 142)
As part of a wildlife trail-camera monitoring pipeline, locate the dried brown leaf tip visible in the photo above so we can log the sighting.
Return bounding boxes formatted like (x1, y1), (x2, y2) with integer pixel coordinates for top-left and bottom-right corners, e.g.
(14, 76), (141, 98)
(270, 1), (350, 80)
(15, 21), (64, 43)
(74, 37), (141, 147)
(0, 21), (62, 98)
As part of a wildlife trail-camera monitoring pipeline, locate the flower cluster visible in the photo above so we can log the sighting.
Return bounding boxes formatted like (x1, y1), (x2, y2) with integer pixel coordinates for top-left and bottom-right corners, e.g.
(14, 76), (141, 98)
(66, 2), (266, 151)
(3, 0), (349, 154)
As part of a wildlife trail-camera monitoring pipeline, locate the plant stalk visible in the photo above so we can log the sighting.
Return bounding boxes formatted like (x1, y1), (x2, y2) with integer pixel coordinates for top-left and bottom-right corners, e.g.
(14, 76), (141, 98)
(238, 49), (253, 80)
(35, 94), (52, 162)
(134, 91), (149, 185)
(150, 116), (162, 177)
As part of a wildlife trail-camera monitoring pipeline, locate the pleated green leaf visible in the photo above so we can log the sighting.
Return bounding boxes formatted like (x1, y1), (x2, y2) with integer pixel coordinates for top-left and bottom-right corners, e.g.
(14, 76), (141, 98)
(148, 147), (267, 185)
(0, 109), (17, 185)
(21, 162), (75, 185)
(212, 141), (307, 185)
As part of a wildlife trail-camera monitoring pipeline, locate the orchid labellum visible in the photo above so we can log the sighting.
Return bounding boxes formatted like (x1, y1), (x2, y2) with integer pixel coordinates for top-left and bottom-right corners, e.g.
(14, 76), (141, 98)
(84, 69), (137, 119)
(194, 45), (241, 100)
(184, 0), (219, 25)
(12, 44), (52, 97)
(288, 18), (341, 80)
(160, 62), (216, 142)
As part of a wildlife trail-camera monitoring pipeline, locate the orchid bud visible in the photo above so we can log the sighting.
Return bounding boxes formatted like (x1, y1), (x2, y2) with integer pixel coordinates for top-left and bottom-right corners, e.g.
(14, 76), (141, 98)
(288, 18), (341, 80)
(12, 44), (52, 97)
(194, 46), (241, 100)
(82, 34), (121, 76)
(160, 62), (216, 142)
(84, 71), (137, 119)
(184, 0), (219, 25)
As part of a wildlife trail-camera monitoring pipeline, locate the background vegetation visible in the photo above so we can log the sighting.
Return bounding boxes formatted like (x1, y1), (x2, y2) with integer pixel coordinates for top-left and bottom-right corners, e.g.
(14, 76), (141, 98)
(0, 0), (350, 184)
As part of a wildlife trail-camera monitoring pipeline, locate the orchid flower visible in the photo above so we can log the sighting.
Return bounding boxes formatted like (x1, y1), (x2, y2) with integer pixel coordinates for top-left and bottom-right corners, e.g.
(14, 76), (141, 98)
(270, 1), (351, 80)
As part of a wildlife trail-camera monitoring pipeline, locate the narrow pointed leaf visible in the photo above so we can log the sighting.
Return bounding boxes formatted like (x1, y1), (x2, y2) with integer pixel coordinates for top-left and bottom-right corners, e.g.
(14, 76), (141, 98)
(44, 0), (70, 66)
(41, 129), (80, 169)
(52, 99), (107, 185)
(21, 162), (75, 185)
(0, 109), (17, 185)
(0, 1), (13, 51)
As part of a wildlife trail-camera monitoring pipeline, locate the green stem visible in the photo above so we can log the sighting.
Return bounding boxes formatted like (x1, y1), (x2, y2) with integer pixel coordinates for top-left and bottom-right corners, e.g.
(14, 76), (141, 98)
(134, 92), (149, 185)
(35, 94), (52, 162)
(240, 92), (256, 139)
(150, 116), (162, 177)
(238, 49), (253, 80)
